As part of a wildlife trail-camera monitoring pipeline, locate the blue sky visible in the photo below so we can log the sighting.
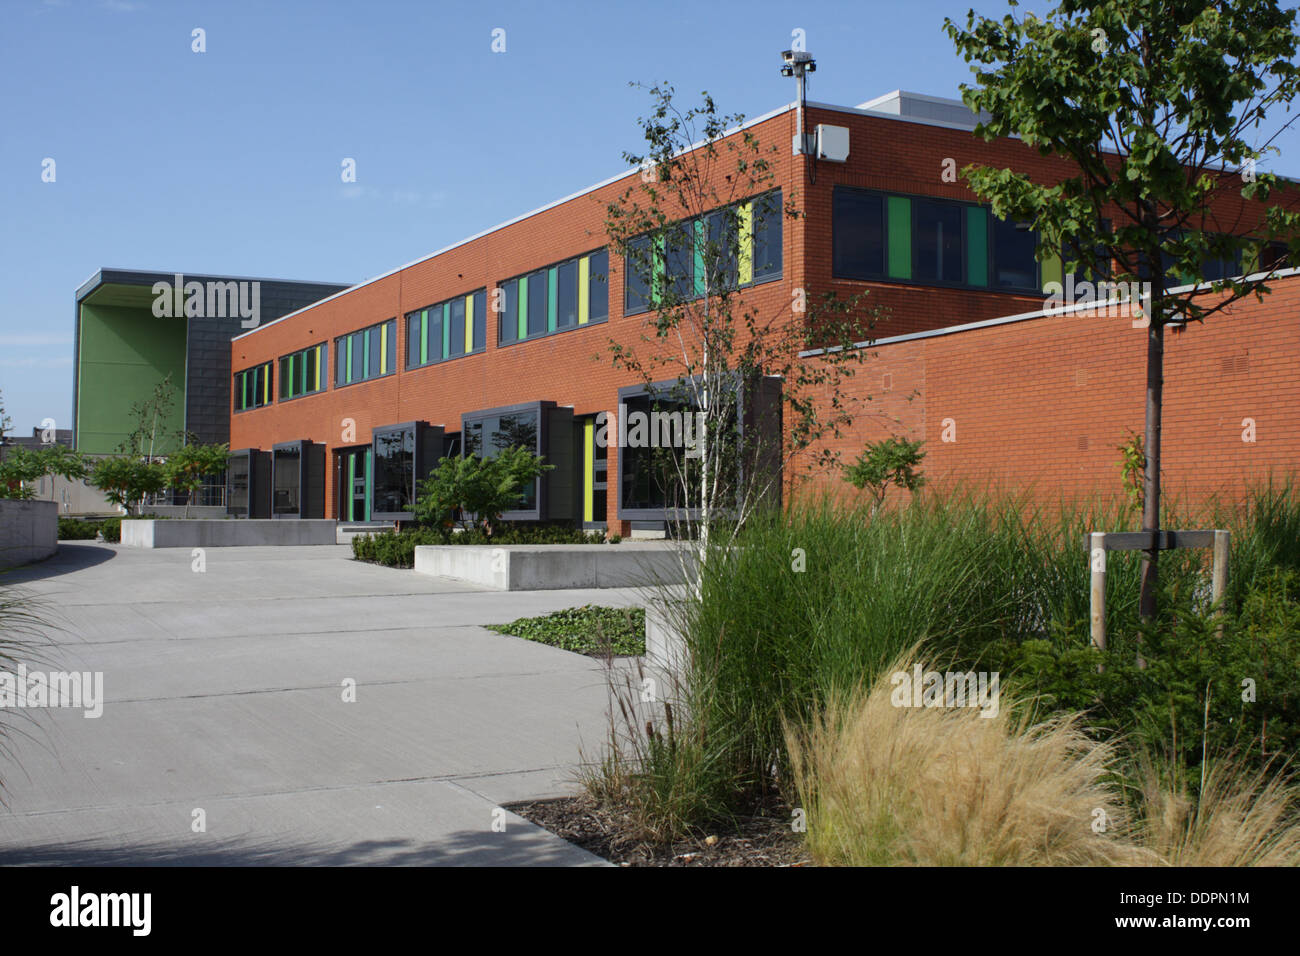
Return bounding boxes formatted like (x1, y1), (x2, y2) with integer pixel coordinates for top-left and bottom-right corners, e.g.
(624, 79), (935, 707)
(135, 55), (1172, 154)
(2, 0), (1298, 434)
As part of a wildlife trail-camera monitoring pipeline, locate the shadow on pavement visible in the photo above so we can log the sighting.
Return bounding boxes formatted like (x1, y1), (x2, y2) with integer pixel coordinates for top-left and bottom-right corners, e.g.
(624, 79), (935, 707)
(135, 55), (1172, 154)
(1, 543), (118, 583)
(0, 826), (605, 867)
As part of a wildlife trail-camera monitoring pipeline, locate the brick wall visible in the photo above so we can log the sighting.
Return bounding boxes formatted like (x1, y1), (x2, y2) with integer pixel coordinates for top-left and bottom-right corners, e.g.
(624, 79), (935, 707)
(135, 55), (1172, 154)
(231, 98), (1295, 525)
(800, 275), (1300, 510)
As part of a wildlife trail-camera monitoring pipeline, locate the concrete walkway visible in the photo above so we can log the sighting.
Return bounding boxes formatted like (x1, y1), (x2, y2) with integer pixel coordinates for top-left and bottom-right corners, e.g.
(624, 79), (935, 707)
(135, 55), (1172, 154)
(0, 543), (644, 865)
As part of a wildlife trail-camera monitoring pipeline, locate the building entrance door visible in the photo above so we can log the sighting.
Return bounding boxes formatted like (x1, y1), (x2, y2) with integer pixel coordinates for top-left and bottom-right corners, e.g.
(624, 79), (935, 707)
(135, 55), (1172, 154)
(335, 446), (371, 522)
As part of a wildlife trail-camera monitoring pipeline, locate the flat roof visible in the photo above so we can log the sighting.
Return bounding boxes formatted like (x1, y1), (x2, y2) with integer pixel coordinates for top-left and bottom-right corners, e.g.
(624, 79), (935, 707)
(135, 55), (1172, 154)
(76, 268), (350, 305)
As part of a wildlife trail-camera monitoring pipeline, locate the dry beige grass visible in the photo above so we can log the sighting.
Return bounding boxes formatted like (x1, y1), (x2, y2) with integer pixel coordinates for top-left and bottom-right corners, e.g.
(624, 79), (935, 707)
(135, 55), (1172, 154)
(1135, 753), (1300, 867)
(786, 651), (1300, 866)
(785, 652), (1145, 866)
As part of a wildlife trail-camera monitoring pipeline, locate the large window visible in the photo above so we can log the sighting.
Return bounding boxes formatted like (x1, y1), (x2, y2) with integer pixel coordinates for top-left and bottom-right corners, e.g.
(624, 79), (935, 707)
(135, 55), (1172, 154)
(497, 249), (608, 346)
(406, 289), (487, 369)
(913, 199), (963, 284)
(272, 445), (301, 516)
(624, 190), (784, 316)
(234, 362), (273, 412)
(372, 428), (415, 517)
(463, 408), (541, 513)
(278, 343), (327, 400)
(991, 216), (1039, 289)
(334, 319), (396, 387)
(832, 186), (1041, 293)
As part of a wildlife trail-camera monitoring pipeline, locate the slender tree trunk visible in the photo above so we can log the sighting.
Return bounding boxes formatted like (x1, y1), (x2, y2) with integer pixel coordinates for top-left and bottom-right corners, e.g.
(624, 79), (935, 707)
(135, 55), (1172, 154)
(1138, 310), (1165, 622)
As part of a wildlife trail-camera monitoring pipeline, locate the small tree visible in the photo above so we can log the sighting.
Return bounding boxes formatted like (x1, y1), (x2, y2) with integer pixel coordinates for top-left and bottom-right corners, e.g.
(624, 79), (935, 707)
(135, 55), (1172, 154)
(90, 457), (166, 516)
(0, 445), (87, 500)
(844, 437), (926, 515)
(118, 373), (187, 462)
(946, 0), (1300, 619)
(165, 443), (231, 518)
(604, 84), (881, 584)
(409, 447), (552, 536)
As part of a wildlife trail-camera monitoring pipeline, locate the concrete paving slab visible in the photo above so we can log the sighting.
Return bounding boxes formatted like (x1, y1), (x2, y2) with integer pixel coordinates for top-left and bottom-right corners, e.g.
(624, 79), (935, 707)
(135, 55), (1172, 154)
(0, 543), (642, 866)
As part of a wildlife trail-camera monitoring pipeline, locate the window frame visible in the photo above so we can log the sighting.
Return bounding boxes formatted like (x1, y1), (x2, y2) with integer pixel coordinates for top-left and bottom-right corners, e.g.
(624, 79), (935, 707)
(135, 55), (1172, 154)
(405, 288), (488, 371)
(276, 342), (328, 403)
(233, 361), (274, 413)
(495, 248), (610, 348)
(622, 189), (785, 318)
(830, 185), (1043, 295)
(332, 318), (397, 390)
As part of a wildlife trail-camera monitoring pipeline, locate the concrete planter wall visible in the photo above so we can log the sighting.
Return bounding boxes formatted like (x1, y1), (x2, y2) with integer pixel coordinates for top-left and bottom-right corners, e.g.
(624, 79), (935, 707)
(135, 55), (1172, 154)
(413, 542), (695, 591)
(121, 519), (338, 548)
(645, 601), (688, 672)
(0, 499), (58, 569)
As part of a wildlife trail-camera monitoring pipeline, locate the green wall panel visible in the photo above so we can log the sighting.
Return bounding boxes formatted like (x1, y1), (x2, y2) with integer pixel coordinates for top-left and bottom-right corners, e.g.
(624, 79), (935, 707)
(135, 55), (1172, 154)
(966, 207), (989, 287)
(76, 302), (187, 455)
(887, 196), (912, 280)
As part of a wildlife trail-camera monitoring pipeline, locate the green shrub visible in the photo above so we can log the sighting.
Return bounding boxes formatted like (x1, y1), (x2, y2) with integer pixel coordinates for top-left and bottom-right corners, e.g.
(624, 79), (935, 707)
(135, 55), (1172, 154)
(584, 485), (1300, 839)
(99, 516), (122, 543)
(57, 518), (99, 540)
(409, 448), (553, 533)
(989, 570), (1300, 781)
(488, 605), (645, 656)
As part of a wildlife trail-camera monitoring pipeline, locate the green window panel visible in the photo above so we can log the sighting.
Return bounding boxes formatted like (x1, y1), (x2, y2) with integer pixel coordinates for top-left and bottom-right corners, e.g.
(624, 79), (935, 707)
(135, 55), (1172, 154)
(364, 449), (372, 521)
(652, 234), (666, 304)
(887, 196), (912, 279)
(547, 267), (558, 333)
(966, 207), (989, 287)
(420, 310), (428, 365)
(517, 275), (528, 340)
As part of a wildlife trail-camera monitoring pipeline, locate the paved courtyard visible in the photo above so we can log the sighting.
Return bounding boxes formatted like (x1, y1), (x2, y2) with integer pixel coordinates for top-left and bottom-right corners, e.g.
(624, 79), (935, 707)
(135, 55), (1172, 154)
(0, 542), (644, 865)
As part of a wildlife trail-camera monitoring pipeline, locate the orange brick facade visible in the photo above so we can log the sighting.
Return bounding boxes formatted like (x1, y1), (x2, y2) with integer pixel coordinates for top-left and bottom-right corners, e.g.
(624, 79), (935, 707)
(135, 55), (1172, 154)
(800, 280), (1300, 508)
(230, 99), (1297, 527)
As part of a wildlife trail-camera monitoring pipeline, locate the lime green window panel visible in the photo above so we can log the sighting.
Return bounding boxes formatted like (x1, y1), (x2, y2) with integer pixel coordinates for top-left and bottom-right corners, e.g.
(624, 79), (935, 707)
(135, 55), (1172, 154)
(1041, 251), (1063, 291)
(547, 268), (558, 332)
(315, 345), (323, 391)
(379, 323), (388, 375)
(345, 336), (353, 384)
(738, 202), (754, 285)
(966, 207), (989, 287)
(465, 294), (475, 352)
(583, 419), (595, 523)
(420, 310), (428, 365)
(578, 256), (590, 324)
(887, 196), (912, 279)
(288, 355), (296, 397)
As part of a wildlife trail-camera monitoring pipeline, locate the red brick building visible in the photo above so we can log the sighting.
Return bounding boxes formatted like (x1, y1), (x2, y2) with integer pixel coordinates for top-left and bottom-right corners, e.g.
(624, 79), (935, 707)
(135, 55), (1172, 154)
(228, 90), (1297, 531)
